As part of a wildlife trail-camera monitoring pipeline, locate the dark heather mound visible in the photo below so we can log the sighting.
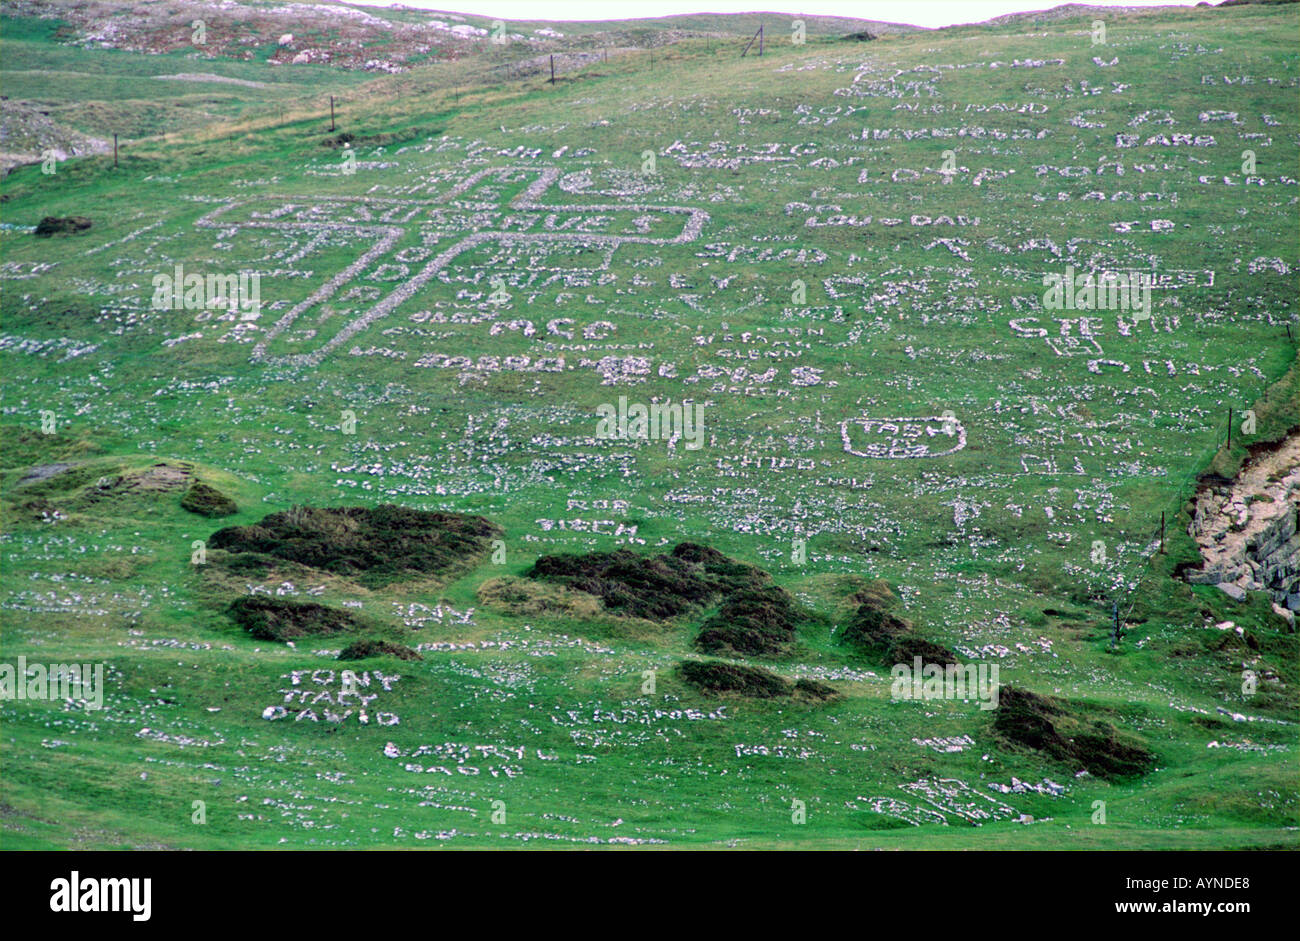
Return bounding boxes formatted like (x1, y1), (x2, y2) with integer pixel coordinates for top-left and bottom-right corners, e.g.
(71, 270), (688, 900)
(694, 584), (801, 657)
(527, 541), (770, 621)
(228, 596), (363, 642)
(841, 580), (958, 665)
(846, 579), (899, 612)
(528, 542), (804, 653)
(669, 541), (777, 595)
(680, 660), (793, 698)
(992, 686), (1156, 780)
(793, 678), (842, 702)
(886, 635), (961, 666)
(34, 216), (92, 237)
(338, 639), (422, 661)
(528, 548), (714, 620)
(180, 481), (238, 518)
(209, 505), (501, 588)
(680, 660), (840, 702)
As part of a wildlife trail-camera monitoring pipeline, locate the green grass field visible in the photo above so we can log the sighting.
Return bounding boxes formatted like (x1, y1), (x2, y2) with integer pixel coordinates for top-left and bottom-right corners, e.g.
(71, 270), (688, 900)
(0, 1), (1297, 850)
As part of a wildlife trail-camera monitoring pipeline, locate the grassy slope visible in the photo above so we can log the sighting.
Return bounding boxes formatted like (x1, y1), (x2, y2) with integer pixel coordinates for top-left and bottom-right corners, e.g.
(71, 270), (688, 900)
(0, 11), (373, 142)
(0, 3), (1297, 849)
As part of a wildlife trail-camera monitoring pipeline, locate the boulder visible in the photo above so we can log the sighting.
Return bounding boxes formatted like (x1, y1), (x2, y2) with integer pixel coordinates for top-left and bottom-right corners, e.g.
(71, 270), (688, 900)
(1217, 583), (1247, 602)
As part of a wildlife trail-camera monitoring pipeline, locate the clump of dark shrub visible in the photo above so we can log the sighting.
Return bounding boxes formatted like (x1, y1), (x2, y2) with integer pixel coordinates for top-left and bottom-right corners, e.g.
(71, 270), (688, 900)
(209, 505), (501, 587)
(679, 659), (839, 702)
(886, 635), (960, 667)
(670, 541), (771, 595)
(34, 216), (92, 237)
(527, 541), (804, 653)
(227, 596), (362, 642)
(338, 639), (422, 661)
(793, 678), (842, 702)
(695, 585), (801, 657)
(680, 659), (793, 698)
(840, 579), (958, 665)
(527, 541), (771, 622)
(841, 599), (914, 654)
(180, 482), (238, 517)
(669, 542), (729, 566)
(992, 685), (1156, 780)
(529, 548), (715, 619)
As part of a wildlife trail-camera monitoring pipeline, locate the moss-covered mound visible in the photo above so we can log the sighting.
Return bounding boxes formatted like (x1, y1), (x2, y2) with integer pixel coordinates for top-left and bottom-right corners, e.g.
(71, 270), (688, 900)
(209, 504), (501, 588)
(2, 456), (202, 523)
(527, 542), (769, 621)
(477, 575), (605, 620)
(180, 481), (238, 518)
(227, 596), (364, 642)
(680, 659), (840, 702)
(338, 639), (422, 661)
(840, 580), (958, 665)
(992, 685), (1156, 780)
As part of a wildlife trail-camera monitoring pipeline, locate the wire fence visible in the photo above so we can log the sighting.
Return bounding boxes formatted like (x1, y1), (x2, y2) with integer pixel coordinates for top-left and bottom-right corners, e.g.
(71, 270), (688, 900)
(1105, 363), (1296, 642)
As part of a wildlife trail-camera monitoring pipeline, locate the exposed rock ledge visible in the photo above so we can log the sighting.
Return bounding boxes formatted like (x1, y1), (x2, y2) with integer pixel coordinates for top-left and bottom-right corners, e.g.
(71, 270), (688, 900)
(1184, 431), (1299, 626)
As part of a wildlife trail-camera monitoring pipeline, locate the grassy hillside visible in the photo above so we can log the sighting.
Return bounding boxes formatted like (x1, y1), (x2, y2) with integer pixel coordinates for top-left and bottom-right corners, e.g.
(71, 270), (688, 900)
(0, 0), (1296, 849)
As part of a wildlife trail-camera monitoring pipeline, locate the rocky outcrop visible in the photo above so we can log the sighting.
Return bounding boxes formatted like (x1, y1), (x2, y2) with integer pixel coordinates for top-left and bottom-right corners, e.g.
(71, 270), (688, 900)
(0, 100), (110, 175)
(1185, 432), (1299, 625)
